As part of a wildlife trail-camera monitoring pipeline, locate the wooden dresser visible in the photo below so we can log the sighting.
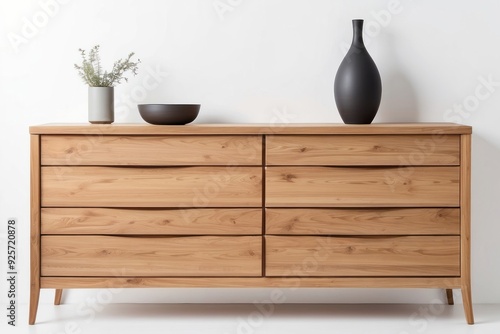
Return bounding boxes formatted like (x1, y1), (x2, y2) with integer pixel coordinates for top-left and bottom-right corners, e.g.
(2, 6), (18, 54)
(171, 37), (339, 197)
(29, 123), (473, 324)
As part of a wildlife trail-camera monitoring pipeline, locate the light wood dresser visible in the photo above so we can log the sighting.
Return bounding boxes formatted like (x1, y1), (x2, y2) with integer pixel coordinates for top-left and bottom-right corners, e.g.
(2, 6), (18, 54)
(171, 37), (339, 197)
(29, 123), (473, 324)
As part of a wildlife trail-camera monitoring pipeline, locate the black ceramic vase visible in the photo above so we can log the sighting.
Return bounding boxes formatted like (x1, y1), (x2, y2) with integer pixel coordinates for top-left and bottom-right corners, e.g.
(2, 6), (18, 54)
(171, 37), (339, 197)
(334, 19), (382, 124)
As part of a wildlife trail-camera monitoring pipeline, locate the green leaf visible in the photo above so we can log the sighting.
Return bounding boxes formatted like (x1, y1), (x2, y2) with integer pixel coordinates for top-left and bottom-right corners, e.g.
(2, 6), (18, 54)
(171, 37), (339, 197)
(74, 45), (140, 87)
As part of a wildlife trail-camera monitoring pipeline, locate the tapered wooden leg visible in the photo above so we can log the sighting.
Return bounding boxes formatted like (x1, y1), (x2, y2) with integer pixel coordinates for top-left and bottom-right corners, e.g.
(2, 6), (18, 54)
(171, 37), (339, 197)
(461, 284), (474, 324)
(30, 134), (41, 325)
(459, 135), (473, 325)
(29, 283), (40, 325)
(445, 289), (454, 305)
(54, 289), (63, 305)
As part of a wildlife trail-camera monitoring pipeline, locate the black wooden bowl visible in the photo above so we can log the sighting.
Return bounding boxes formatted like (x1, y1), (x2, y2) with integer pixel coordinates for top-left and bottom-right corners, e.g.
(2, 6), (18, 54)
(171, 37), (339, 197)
(138, 104), (200, 125)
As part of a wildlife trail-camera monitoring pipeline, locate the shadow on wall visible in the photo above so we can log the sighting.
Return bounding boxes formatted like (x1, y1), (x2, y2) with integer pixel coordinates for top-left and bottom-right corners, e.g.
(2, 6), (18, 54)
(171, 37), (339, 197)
(470, 134), (500, 302)
(196, 112), (243, 124)
(375, 33), (420, 122)
(49, 303), (457, 321)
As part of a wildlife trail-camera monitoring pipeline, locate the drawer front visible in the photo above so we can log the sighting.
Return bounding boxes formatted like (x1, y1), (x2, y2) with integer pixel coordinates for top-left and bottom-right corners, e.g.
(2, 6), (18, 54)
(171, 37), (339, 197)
(41, 135), (262, 165)
(266, 236), (460, 276)
(266, 135), (459, 166)
(42, 166), (262, 207)
(42, 208), (262, 235)
(41, 236), (262, 276)
(266, 167), (459, 207)
(266, 208), (460, 235)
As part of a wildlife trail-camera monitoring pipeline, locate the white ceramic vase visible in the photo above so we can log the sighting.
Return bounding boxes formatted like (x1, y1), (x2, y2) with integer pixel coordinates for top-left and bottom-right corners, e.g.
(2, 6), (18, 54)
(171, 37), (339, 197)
(88, 87), (114, 124)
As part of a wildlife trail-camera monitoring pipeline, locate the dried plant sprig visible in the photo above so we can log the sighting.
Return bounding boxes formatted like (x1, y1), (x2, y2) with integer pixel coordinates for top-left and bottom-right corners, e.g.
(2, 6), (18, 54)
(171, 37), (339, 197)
(74, 45), (140, 87)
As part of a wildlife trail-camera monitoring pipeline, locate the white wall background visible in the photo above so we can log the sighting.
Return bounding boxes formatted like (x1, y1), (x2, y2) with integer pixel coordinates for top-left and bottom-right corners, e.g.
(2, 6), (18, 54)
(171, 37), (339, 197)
(1, 0), (499, 309)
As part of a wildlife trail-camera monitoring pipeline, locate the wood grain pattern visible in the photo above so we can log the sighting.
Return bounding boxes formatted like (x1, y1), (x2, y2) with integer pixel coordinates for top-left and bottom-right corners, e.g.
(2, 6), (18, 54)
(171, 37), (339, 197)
(41, 277), (462, 289)
(266, 208), (460, 235)
(267, 135), (460, 166)
(41, 135), (262, 166)
(29, 124), (474, 325)
(266, 236), (460, 276)
(266, 166), (460, 207)
(460, 134), (474, 324)
(41, 208), (262, 235)
(29, 135), (41, 325)
(41, 166), (262, 207)
(41, 236), (262, 277)
(30, 123), (472, 135)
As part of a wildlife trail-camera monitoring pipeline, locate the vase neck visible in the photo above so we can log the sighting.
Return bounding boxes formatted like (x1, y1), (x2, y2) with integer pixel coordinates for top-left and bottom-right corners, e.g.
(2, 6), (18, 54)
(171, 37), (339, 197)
(352, 19), (365, 49)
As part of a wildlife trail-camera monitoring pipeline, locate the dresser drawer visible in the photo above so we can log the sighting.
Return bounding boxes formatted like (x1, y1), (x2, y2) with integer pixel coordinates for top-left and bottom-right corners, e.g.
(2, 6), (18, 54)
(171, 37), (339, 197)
(41, 135), (262, 165)
(42, 166), (262, 207)
(266, 236), (460, 276)
(266, 167), (459, 207)
(41, 208), (262, 235)
(266, 208), (460, 235)
(266, 135), (459, 166)
(41, 236), (262, 276)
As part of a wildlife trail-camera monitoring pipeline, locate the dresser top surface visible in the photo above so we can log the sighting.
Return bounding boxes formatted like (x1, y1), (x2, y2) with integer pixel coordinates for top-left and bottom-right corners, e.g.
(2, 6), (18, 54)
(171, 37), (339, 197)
(30, 123), (472, 135)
